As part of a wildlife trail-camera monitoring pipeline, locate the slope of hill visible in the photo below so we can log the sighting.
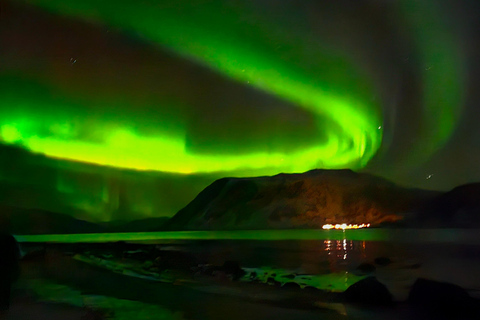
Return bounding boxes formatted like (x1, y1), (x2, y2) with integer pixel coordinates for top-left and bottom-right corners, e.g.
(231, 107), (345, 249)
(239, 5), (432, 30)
(0, 205), (173, 235)
(101, 217), (170, 232)
(6, 170), (480, 234)
(0, 205), (108, 235)
(164, 169), (440, 230)
(416, 183), (480, 228)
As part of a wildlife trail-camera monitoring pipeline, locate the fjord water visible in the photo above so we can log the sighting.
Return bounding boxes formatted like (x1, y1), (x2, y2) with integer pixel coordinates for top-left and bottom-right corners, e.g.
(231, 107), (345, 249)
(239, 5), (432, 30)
(14, 228), (480, 244)
(15, 229), (480, 319)
(16, 229), (480, 294)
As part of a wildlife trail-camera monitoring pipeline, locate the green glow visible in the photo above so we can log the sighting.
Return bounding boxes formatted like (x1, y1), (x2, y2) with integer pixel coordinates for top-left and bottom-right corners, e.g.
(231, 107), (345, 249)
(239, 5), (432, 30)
(0, 124), (22, 143)
(399, 0), (465, 163)
(15, 229), (480, 244)
(242, 267), (366, 292)
(14, 230), (382, 243)
(27, 279), (185, 320)
(1, 122), (369, 174)
(2, 0), (382, 174)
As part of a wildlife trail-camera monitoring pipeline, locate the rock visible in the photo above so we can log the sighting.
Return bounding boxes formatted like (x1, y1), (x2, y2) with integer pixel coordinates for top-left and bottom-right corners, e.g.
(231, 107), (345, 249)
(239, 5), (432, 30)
(195, 261), (245, 281)
(222, 261), (246, 280)
(197, 265), (221, 277)
(303, 286), (320, 293)
(212, 270), (230, 282)
(315, 302), (347, 316)
(281, 274), (296, 279)
(0, 233), (20, 310)
(408, 278), (479, 319)
(281, 282), (301, 290)
(82, 308), (113, 320)
(266, 277), (281, 287)
(355, 262), (376, 275)
(142, 260), (154, 269)
(344, 277), (393, 306)
(123, 249), (150, 261)
(153, 251), (198, 272)
(114, 241), (138, 252)
(374, 257), (392, 266)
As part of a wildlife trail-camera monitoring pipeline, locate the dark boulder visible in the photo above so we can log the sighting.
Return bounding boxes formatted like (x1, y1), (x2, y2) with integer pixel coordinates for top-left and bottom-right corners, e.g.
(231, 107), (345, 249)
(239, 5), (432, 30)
(266, 277), (281, 287)
(196, 261), (245, 281)
(153, 250), (198, 272)
(281, 282), (301, 290)
(196, 265), (221, 277)
(355, 262), (376, 275)
(303, 286), (321, 293)
(222, 261), (246, 280)
(408, 278), (479, 319)
(0, 234), (20, 310)
(344, 277), (393, 306)
(123, 249), (151, 261)
(374, 257), (392, 266)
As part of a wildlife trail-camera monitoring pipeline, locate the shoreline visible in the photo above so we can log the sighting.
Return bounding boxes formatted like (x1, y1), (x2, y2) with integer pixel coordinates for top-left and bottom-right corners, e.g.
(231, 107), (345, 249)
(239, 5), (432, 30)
(14, 228), (480, 244)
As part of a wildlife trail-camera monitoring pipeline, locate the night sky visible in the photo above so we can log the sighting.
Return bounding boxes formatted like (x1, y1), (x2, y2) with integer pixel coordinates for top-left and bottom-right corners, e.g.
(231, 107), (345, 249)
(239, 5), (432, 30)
(1, 0), (480, 222)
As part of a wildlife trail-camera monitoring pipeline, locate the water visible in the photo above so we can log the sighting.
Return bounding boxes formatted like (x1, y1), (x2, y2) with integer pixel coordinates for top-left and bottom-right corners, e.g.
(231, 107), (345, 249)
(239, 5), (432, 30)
(17, 229), (480, 294)
(16, 229), (480, 319)
(14, 228), (480, 244)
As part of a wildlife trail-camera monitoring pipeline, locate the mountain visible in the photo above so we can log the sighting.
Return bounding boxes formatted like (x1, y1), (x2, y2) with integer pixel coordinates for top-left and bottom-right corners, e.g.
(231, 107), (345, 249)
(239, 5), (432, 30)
(101, 217), (170, 232)
(415, 183), (480, 228)
(164, 169), (440, 230)
(5, 169), (479, 234)
(0, 205), (172, 235)
(0, 205), (108, 235)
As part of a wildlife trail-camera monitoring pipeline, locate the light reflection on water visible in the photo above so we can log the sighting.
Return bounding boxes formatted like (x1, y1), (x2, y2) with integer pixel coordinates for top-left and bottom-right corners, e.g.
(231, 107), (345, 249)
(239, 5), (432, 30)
(323, 239), (354, 259)
(321, 237), (364, 273)
(15, 229), (480, 276)
(161, 238), (368, 274)
(14, 229), (480, 245)
(18, 230), (480, 300)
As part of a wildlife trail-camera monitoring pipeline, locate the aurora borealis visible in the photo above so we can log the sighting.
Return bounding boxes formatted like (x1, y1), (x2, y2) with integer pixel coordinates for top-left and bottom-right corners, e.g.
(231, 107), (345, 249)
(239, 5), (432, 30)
(1, 0), (383, 173)
(1, 0), (479, 221)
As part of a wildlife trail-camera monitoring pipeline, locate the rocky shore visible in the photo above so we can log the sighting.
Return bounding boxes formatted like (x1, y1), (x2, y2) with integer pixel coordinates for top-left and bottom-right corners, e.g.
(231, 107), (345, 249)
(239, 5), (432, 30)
(16, 241), (480, 319)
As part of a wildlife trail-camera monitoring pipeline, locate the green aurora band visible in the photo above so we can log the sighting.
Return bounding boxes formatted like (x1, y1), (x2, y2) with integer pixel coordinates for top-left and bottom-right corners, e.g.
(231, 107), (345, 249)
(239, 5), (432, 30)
(397, 0), (465, 166)
(1, 0), (383, 175)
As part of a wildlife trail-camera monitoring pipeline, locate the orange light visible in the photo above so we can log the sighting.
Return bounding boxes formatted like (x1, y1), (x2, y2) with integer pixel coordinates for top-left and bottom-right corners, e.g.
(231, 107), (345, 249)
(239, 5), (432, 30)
(322, 223), (371, 230)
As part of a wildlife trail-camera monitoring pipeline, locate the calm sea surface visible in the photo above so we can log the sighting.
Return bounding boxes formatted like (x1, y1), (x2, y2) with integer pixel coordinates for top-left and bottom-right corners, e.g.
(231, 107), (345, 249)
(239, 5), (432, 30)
(15, 229), (480, 288)
(15, 229), (480, 319)
(13, 228), (480, 244)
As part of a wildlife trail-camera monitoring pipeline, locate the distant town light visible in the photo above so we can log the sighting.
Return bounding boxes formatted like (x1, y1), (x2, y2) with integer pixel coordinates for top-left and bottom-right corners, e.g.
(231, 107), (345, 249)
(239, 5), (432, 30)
(322, 223), (371, 230)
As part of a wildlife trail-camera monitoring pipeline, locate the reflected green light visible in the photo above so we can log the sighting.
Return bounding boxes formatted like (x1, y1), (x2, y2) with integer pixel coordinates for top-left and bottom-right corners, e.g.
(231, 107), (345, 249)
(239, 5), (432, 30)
(15, 229), (480, 244)
(1, 0), (382, 174)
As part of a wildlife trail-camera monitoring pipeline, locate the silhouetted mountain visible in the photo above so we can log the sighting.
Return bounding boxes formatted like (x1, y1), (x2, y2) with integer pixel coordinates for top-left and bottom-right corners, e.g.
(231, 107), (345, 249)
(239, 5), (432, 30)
(415, 183), (480, 228)
(0, 204), (175, 234)
(164, 169), (440, 230)
(6, 170), (480, 234)
(0, 205), (108, 235)
(101, 217), (170, 232)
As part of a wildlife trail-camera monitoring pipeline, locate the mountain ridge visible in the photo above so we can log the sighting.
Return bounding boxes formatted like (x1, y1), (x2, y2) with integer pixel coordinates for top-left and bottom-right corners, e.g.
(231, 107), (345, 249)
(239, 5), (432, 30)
(4, 169), (480, 234)
(164, 169), (441, 230)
